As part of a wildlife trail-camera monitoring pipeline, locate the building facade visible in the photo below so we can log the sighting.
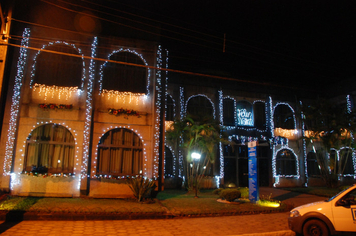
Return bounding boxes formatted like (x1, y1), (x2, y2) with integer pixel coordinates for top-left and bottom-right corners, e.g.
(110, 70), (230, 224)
(0, 1), (355, 198)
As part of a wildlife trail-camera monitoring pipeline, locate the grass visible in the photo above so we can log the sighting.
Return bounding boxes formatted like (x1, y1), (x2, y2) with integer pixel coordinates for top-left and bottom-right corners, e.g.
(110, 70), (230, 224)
(157, 189), (286, 216)
(0, 189), (287, 216)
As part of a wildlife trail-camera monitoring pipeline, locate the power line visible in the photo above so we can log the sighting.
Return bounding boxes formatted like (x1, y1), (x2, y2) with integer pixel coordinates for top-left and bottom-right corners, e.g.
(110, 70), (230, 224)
(4, 41), (317, 92)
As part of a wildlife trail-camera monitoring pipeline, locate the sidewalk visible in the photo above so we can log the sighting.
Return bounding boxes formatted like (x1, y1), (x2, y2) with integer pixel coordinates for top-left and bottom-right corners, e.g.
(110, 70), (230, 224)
(0, 188), (329, 236)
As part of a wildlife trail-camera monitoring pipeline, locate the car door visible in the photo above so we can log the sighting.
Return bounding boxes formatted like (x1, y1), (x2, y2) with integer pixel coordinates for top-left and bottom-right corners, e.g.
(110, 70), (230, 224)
(332, 188), (356, 232)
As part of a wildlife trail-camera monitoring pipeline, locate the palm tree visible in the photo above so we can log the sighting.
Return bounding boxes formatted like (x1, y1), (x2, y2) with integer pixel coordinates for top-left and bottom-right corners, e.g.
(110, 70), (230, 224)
(301, 98), (356, 187)
(166, 115), (228, 197)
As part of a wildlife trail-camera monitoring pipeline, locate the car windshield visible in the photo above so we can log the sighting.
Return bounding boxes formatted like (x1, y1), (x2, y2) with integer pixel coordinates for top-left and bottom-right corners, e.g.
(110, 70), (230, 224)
(326, 187), (351, 202)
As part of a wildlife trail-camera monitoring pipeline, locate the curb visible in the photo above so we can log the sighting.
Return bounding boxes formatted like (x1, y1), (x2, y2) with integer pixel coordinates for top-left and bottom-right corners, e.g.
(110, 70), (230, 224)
(237, 230), (296, 236)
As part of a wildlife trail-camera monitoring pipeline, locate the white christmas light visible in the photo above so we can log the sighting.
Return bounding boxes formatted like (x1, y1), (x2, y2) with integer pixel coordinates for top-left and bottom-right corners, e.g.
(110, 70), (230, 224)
(30, 41), (86, 89)
(4, 28), (30, 176)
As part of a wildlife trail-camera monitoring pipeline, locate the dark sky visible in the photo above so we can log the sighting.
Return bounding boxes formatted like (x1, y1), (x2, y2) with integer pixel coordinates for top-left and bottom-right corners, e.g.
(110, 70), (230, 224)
(11, 0), (356, 96)
(105, 0), (356, 94)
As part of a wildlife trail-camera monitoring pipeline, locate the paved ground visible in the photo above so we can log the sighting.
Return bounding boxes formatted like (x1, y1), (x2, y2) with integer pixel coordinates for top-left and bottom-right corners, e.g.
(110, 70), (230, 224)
(0, 188), (328, 236)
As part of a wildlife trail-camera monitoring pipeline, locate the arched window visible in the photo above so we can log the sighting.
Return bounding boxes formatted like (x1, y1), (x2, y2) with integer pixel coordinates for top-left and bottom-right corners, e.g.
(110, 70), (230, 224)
(254, 101), (266, 130)
(307, 152), (320, 177)
(166, 95), (174, 121)
(164, 146), (173, 176)
(32, 44), (82, 87)
(187, 95), (213, 120)
(101, 51), (146, 93)
(25, 124), (75, 174)
(223, 98), (235, 126)
(274, 104), (295, 129)
(236, 101), (253, 126)
(97, 128), (143, 176)
(339, 148), (354, 175)
(276, 149), (297, 175)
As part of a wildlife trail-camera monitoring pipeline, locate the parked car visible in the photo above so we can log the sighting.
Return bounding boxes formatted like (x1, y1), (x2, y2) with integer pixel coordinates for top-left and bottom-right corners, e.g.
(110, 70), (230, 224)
(288, 184), (356, 236)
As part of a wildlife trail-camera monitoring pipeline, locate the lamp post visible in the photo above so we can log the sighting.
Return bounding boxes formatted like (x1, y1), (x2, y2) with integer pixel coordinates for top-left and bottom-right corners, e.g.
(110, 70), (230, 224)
(191, 152), (201, 198)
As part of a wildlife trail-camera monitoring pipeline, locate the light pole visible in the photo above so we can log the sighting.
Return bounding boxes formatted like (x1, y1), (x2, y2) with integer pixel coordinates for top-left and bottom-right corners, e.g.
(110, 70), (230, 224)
(191, 152), (201, 198)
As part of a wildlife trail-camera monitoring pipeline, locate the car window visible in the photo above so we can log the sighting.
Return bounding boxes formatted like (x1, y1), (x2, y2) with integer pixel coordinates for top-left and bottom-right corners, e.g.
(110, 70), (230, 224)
(341, 189), (356, 205)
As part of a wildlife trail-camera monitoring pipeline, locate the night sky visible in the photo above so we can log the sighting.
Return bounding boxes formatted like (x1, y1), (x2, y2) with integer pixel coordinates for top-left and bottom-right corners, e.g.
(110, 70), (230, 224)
(10, 0), (356, 96)
(104, 0), (356, 95)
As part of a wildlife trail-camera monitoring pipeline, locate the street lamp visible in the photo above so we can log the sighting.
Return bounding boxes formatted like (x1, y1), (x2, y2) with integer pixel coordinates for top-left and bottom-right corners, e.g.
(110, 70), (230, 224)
(191, 152), (201, 198)
(191, 152), (201, 160)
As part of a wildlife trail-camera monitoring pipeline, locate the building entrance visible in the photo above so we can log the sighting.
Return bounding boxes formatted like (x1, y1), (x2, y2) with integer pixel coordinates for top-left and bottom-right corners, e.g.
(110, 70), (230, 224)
(223, 144), (270, 187)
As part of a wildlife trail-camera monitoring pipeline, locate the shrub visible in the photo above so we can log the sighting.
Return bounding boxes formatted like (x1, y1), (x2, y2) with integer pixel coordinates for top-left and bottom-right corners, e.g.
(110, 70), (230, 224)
(219, 189), (241, 202)
(213, 188), (224, 195)
(126, 177), (156, 202)
(238, 187), (249, 198)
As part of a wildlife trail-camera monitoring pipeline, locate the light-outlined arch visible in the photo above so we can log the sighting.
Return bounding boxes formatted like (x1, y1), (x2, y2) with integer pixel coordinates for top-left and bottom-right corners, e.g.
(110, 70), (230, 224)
(24, 123), (76, 174)
(274, 147), (299, 177)
(30, 41), (86, 89)
(185, 94), (216, 119)
(96, 127), (144, 176)
(98, 48), (150, 95)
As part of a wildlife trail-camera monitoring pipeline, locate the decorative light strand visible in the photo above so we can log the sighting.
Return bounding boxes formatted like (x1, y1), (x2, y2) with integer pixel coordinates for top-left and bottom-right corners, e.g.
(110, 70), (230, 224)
(185, 94), (216, 119)
(98, 48), (150, 96)
(82, 37), (97, 180)
(178, 87), (184, 176)
(4, 28), (30, 176)
(11, 122), (80, 190)
(32, 83), (80, 101)
(273, 102), (297, 129)
(329, 147), (356, 177)
(30, 41), (86, 89)
(152, 45), (163, 178)
(218, 90), (224, 178)
(92, 126), (147, 178)
(273, 146), (300, 178)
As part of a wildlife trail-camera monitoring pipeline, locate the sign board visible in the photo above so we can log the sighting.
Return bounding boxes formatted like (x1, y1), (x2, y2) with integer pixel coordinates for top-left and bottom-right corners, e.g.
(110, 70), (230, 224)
(248, 141), (259, 203)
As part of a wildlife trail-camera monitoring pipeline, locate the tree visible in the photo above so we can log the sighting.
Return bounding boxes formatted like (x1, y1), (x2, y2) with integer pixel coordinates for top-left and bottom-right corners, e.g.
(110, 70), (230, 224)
(166, 115), (228, 197)
(301, 98), (356, 187)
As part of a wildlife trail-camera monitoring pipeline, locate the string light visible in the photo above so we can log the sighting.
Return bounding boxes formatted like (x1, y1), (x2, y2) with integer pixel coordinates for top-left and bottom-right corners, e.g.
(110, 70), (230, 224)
(329, 147), (356, 177)
(11, 122), (80, 191)
(273, 146), (300, 178)
(98, 48), (150, 96)
(82, 37), (97, 180)
(30, 41), (86, 89)
(179, 87), (185, 119)
(4, 28), (30, 176)
(185, 94), (216, 119)
(91, 126), (147, 178)
(32, 83), (80, 102)
(218, 90), (224, 179)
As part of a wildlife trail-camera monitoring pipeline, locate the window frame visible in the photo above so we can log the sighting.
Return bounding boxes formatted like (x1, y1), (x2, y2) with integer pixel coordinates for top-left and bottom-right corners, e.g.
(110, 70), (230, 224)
(97, 128), (143, 176)
(24, 124), (75, 174)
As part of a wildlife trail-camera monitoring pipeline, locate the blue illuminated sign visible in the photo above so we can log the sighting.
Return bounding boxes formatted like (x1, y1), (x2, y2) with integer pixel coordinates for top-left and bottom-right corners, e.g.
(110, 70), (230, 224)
(248, 141), (259, 203)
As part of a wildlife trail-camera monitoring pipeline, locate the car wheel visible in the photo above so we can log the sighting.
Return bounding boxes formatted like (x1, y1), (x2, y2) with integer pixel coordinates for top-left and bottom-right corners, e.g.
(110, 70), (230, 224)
(303, 219), (329, 236)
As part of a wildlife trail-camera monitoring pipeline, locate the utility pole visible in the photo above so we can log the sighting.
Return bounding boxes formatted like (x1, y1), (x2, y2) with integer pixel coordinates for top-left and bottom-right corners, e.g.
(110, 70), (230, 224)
(0, 3), (12, 139)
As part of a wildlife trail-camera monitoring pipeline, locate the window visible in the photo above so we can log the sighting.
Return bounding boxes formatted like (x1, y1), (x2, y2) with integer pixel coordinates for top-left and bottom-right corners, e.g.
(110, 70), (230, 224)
(164, 146), (173, 176)
(254, 102), (266, 130)
(32, 44), (82, 87)
(166, 95), (174, 121)
(223, 98), (235, 126)
(274, 104), (294, 129)
(25, 124), (75, 174)
(339, 148), (354, 175)
(186, 96), (213, 120)
(101, 51), (146, 93)
(236, 101), (253, 126)
(276, 149), (297, 175)
(307, 152), (321, 177)
(97, 128), (143, 176)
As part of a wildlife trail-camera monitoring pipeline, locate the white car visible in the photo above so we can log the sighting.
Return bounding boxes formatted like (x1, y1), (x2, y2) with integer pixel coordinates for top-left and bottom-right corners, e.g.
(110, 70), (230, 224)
(288, 184), (356, 236)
